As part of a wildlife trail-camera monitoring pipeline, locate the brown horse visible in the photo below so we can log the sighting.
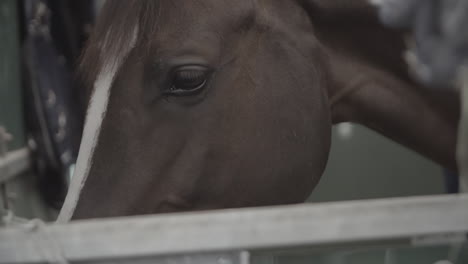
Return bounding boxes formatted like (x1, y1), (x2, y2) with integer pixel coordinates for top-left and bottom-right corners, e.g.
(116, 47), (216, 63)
(58, 0), (459, 221)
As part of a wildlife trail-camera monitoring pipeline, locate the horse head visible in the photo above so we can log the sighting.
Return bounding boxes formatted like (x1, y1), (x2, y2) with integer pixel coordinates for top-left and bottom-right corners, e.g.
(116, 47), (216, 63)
(60, 0), (459, 221)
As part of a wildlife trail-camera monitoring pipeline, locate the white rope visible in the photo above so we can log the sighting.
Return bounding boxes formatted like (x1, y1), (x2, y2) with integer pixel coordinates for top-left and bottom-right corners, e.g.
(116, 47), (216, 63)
(2, 210), (69, 264)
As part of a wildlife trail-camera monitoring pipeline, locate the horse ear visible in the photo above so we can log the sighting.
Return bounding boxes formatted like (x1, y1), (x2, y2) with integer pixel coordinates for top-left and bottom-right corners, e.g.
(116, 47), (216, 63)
(299, 0), (460, 170)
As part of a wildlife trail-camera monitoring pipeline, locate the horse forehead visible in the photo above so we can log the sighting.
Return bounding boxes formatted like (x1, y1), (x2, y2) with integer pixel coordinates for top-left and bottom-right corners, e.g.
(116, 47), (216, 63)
(155, 0), (255, 33)
(163, 0), (254, 16)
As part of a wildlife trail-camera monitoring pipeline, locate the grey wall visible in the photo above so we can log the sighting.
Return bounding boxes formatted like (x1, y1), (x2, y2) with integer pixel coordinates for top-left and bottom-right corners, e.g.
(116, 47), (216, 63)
(308, 124), (445, 203)
(0, 0), (25, 150)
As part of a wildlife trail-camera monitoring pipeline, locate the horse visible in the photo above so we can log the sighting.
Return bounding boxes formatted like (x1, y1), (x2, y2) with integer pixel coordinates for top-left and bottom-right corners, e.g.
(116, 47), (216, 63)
(58, 0), (460, 221)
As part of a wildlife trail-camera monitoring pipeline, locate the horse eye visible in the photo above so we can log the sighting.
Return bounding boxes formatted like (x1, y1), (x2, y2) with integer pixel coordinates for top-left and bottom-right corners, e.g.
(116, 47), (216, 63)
(166, 66), (209, 96)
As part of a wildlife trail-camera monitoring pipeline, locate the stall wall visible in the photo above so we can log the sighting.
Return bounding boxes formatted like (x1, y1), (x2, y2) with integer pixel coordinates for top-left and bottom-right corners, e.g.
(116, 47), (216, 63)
(0, 0), (54, 221)
(309, 124), (445, 202)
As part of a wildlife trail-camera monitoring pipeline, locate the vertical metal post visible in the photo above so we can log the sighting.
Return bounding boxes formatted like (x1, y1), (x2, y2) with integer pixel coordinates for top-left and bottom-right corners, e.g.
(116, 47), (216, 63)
(0, 0), (22, 220)
(0, 127), (12, 216)
(0, 127), (12, 157)
(457, 66), (468, 193)
(0, 0), (25, 150)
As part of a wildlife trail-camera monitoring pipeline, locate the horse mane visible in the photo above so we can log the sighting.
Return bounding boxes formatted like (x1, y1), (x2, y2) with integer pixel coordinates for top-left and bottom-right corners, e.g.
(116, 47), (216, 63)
(79, 0), (160, 91)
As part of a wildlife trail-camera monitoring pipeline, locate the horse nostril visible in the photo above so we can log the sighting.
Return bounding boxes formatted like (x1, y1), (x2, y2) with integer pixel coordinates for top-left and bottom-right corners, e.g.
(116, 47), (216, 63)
(156, 195), (194, 213)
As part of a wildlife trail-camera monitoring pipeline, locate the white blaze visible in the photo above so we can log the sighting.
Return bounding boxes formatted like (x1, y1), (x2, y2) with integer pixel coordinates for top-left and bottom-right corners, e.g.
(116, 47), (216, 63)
(57, 28), (138, 223)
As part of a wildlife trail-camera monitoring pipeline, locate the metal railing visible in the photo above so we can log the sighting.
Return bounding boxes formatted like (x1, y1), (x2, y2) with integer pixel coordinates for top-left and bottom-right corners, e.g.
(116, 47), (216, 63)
(1, 194), (467, 264)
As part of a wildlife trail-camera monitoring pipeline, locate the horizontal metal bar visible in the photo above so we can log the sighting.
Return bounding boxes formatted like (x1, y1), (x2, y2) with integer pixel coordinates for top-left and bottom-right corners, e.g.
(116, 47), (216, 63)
(0, 148), (31, 183)
(80, 251), (250, 264)
(0, 194), (467, 263)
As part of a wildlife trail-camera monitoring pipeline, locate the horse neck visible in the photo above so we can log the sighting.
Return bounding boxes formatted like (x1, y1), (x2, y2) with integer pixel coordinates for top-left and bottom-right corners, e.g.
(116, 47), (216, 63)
(315, 20), (459, 171)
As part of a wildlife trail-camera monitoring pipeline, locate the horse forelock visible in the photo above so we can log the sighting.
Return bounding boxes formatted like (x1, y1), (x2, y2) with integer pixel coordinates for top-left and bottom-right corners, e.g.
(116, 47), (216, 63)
(79, 0), (161, 90)
(58, 1), (146, 222)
